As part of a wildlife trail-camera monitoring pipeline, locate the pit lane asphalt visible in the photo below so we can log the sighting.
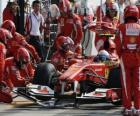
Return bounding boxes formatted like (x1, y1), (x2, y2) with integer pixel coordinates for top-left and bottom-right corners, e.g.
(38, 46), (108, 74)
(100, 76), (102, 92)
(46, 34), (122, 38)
(0, 96), (123, 116)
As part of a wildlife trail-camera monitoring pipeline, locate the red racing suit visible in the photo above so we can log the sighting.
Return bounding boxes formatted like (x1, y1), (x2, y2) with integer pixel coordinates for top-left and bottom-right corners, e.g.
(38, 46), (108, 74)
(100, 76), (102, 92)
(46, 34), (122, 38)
(95, 5), (119, 51)
(3, 7), (15, 22)
(0, 81), (12, 103)
(7, 32), (40, 62)
(50, 51), (66, 71)
(4, 57), (35, 89)
(115, 22), (140, 110)
(50, 50), (77, 71)
(0, 42), (12, 103)
(57, 14), (83, 51)
(95, 14), (119, 51)
(0, 42), (6, 83)
(96, 3), (119, 23)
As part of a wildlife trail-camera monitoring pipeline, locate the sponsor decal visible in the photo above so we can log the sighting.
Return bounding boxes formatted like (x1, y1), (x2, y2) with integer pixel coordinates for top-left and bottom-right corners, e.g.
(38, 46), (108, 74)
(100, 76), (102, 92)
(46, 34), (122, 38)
(129, 37), (136, 43)
(95, 68), (102, 72)
(127, 44), (137, 50)
(126, 24), (139, 36)
(105, 68), (109, 79)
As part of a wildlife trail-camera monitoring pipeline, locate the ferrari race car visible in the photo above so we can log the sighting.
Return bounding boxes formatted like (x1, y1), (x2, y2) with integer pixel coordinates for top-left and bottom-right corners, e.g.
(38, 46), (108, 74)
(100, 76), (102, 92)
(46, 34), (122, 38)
(13, 55), (122, 108)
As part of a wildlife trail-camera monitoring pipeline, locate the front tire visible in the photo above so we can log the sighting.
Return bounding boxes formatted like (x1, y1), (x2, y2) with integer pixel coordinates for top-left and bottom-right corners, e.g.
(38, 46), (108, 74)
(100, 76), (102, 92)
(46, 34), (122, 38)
(32, 62), (57, 88)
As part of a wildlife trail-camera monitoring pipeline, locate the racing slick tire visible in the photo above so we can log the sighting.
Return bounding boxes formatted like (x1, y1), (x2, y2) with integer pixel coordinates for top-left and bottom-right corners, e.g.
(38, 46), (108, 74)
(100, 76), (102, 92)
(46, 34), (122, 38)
(32, 62), (57, 88)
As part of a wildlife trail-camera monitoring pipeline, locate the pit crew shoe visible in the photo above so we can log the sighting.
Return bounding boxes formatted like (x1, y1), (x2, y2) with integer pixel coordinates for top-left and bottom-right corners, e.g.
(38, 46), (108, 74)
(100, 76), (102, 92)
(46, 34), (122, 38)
(133, 109), (140, 116)
(122, 109), (133, 116)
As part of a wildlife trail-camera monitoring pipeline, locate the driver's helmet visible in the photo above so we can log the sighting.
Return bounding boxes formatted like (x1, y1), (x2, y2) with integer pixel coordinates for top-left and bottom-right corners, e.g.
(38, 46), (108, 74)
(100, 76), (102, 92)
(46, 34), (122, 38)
(94, 50), (110, 62)
(0, 28), (12, 44)
(1, 20), (16, 35)
(15, 48), (31, 66)
(56, 36), (74, 52)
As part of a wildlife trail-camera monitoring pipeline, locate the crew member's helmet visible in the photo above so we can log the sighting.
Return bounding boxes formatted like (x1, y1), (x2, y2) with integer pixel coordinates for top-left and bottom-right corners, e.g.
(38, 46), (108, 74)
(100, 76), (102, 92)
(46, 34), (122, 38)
(56, 36), (74, 52)
(0, 28), (12, 44)
(124, 5), (139, 22)
(1, 20), (16, 35)
(15, 48), (31, 67)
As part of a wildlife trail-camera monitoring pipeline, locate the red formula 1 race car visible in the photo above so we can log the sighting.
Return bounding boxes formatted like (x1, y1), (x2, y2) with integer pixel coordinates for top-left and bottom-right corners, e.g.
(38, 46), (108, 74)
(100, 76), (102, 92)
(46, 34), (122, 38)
(13, 52), (121, 108)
